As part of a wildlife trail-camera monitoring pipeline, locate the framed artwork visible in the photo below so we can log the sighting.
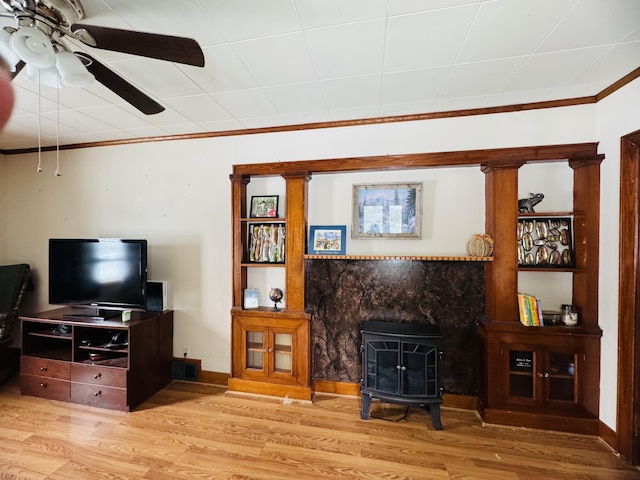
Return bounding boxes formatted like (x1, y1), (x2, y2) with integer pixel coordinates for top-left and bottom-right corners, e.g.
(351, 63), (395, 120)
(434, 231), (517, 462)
(243, 288), (259, 309)
(517, 216), (574, 268)
(308, 225), (347, 255)
(352, 183), (423, 239)
(247, 223), (285, 263)
(250, 195), (279, 218)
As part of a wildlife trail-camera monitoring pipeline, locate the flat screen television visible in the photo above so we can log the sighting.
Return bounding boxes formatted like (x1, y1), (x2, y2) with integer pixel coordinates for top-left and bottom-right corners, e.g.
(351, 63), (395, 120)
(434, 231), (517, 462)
(49, 238), (148, 320)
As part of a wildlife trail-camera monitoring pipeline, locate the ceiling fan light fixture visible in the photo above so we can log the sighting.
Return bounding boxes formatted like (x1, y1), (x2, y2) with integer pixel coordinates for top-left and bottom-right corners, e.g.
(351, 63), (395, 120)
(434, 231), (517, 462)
(55, 50), (93, 87)
(0, 28), (20, 71)
(25, 63), (60, 88)
(10, 26), (56, 68)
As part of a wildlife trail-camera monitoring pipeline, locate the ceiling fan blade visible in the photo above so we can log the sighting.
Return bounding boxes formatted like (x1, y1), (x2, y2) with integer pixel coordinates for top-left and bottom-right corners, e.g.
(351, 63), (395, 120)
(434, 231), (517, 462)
(71, 24), (205, 67)
(76, 52), (165, 115)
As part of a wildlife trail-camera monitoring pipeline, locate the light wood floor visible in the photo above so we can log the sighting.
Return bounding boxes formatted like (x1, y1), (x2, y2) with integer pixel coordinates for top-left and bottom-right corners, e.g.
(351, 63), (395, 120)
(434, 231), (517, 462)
(0, 378), (639, 480)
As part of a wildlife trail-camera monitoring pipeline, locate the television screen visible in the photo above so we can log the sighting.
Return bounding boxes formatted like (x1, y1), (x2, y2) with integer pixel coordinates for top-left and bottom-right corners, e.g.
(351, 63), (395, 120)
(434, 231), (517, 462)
(49, 238), (148, 311)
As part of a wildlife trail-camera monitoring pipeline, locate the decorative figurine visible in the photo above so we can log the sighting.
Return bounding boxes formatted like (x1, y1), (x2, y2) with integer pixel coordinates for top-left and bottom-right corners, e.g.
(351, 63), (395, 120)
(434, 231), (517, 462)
(269, 287), (284, 311)
(518, 193), (544, 213)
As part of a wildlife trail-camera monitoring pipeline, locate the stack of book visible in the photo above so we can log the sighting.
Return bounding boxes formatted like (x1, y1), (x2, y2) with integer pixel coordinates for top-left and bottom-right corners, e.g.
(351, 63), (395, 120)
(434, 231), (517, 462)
(517, 293), (544, 326)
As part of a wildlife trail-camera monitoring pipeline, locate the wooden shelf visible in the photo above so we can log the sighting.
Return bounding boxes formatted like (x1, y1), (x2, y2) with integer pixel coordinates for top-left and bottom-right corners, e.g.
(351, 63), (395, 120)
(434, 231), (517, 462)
(304, 254), (493, 261)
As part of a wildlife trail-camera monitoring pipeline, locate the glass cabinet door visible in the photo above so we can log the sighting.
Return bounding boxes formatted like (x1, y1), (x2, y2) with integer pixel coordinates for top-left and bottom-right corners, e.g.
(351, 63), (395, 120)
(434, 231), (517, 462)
(245, 330), (265, 370)
(547, 351), (576, 402)
(508, 349), (535, 399)
(273, 332), (292, 374)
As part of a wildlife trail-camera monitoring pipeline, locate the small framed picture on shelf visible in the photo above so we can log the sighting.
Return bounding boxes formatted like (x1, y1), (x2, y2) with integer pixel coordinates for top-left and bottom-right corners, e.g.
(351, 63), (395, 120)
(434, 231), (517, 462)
(247, 223), (286, 263)
(243, 288), (259, 309)
(308, 225), (347, 255)
(250, 195), (279, 218)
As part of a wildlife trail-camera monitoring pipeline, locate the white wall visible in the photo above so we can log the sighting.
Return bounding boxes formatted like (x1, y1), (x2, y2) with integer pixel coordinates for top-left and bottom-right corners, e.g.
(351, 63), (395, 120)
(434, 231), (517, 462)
(595, 78), (640, 430)
(5, 92), (632, 428)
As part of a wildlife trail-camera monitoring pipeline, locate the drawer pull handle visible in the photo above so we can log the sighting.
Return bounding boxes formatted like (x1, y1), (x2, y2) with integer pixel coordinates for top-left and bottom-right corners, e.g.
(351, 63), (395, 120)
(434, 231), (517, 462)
(39, 382), (47, 388)
(40, 366), (47, 372)
(94, 373), (101, 379)
(94, 390), (102, 397)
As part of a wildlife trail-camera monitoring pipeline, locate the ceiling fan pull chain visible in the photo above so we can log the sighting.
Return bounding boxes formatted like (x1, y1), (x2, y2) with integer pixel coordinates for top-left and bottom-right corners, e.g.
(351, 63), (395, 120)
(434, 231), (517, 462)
(36, 67), (42, 173)
(54, 78), (61, 176)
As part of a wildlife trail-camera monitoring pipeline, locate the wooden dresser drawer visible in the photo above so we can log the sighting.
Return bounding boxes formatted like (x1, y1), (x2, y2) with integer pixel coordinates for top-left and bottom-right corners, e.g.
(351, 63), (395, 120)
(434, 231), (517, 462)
(71, 364), (127, 388)
(21, 374), (70, 401)
(71, 382), (128, 411)
(21, 356), (70, 380)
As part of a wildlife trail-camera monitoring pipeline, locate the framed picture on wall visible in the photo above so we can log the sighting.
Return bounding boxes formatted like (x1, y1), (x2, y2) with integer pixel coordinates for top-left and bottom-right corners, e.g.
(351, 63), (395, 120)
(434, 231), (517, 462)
(352, 183), (423, 239)
(308, 225), (347, 255)
(250, 195), (279, 218)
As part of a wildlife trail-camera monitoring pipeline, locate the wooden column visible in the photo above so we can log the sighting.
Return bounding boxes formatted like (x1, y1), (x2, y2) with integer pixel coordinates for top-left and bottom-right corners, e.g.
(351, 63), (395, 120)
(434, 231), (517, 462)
(282, 172), (311, 311)
(482, 163), (522, 322)
(230, 174), (250, 308)
(569, 156), (603, 327)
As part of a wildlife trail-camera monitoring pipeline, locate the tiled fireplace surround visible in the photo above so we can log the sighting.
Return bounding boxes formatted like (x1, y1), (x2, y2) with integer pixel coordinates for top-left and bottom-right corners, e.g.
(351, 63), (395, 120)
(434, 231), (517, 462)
(305, 259), (486, 396)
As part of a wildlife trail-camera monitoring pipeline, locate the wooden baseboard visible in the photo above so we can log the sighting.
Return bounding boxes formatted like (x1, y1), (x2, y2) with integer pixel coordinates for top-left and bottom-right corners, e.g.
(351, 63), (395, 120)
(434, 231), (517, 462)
(313, 380), (360, 396)
(483, 408), (599, 435)
(198, 370), (230, 387)
(227, 378), (312, 401)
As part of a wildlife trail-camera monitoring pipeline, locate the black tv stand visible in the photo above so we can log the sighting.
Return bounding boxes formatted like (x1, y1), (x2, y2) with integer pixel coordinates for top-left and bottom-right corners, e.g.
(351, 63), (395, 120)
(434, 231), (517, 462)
(63, 308), (122, 322)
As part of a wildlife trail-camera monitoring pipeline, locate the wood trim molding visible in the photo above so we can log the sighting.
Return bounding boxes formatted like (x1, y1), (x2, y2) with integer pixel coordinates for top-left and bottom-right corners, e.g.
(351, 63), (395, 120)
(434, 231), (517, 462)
(233, 143), (599, 176)
(617, 131), (640, 464)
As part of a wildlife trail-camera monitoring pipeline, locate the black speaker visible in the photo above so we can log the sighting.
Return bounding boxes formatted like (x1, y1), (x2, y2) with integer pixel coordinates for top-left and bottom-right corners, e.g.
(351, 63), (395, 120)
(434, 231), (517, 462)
(146, 280), (167, 311)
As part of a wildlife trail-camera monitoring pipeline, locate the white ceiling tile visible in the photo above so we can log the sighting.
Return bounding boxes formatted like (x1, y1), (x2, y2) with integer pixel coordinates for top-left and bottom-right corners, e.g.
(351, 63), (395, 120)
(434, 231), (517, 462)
(199, 0), (301, 42)
(439, 57), (528, 99)
(457, 0), (575, 63)
(263, 82), (327, 115)
(321, 75), (381, 110)
(328, 105), (381, 121)
(163, 94), (234, 123)
(387, 0), (484, 16)
(186, 45), (257, 93)
(502, 45), (612, 93)
(240, 114), (288, 129)
(538, 0), (640, 53)
(294, 0), (386, 29)
(382, 67), (450, 104)
(574, 41), (640, 85)
(384, 6), (480, 72)
(305, 19), (386, 79)
(212, 89), (278, 118)
(431, 94), (498, 112)
(282, 110), (333, 125)
(197, 118), (246, 131)
(232, 33), (317, 86)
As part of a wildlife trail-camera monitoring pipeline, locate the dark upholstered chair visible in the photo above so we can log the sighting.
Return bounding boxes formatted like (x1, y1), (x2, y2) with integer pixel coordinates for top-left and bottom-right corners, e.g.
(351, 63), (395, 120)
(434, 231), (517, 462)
(0, 263), (31, 344)
(0, 264), (30, 383)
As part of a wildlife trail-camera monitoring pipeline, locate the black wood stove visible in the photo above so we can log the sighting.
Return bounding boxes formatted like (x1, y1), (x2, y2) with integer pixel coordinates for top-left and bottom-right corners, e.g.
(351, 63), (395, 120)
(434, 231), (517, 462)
(360, 320), (443, 430)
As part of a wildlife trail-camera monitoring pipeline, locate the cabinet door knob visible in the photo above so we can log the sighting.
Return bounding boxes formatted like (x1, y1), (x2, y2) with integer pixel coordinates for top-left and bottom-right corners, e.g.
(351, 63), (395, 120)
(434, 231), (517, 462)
(268, 348), (273, 353)
(94, 390), (102, 397)
(40, 366), (47, 372)
(39, 382), (47, 388)
(94, 373), (101, 379)
(401, 366), (407, 371)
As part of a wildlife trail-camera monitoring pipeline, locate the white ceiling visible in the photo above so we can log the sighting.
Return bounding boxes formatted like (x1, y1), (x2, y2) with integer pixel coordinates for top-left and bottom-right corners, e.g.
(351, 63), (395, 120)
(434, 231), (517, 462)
(1, 0), (639, 152)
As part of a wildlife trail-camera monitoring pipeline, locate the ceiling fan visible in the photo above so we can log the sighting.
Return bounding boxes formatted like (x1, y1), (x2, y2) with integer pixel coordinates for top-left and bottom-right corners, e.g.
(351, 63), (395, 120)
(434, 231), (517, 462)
(0, 0), (205, 115)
